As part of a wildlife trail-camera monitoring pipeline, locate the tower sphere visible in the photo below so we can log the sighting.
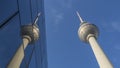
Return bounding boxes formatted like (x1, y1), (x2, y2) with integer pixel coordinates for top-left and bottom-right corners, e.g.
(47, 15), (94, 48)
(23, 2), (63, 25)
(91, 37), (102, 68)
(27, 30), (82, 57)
(21, 24), (39, 43)
(78, 22), (99, 43)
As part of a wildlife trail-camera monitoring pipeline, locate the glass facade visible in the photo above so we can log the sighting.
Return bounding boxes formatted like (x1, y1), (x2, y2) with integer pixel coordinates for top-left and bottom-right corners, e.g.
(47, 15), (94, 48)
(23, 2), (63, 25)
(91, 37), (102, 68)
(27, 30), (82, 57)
(0, 0), (47, 68)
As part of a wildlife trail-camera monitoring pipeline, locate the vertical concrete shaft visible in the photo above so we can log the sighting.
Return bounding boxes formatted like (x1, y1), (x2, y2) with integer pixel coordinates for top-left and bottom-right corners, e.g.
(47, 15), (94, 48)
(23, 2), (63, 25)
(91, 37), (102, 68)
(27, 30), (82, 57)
(7, 36), (31, 68)
(88, 36), (113, 68)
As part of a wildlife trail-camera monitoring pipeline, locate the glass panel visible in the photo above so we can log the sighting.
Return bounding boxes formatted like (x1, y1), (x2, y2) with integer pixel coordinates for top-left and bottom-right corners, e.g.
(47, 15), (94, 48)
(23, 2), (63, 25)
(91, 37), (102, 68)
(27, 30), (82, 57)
(28, 50), (37, 68)
(0, 15), (21, 68)
(18, 0), (32, 25)
(0, 0), (47, 68)
(0, 0), (17, 24)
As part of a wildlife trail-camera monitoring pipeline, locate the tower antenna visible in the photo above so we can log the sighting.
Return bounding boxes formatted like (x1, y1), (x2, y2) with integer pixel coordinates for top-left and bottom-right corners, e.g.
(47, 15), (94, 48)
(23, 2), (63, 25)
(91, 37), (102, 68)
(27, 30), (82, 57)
(76, 11), (84, 23)
(33, 12), (41, 25)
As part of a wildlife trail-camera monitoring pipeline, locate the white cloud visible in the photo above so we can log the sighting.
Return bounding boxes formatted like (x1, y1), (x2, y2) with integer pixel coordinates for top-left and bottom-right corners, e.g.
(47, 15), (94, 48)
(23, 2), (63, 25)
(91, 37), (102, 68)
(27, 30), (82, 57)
(54, 13), (63, 25)
(61, 0), (73, 9)
(50, 8), (64, 25)
(114, 44), (120, 50)
(46, 0), (73, 32)
(101, 21), (120, 32)
(47, 8), (64, 32)
(111, 22), (120, 32)
(52, 0), (73, 9)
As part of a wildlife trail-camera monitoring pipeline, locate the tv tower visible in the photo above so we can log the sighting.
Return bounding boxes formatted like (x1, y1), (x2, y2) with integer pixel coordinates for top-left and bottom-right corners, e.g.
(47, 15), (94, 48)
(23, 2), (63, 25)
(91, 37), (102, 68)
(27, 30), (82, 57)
(7, 13), (41, 68)
(76, 11), (113, 68)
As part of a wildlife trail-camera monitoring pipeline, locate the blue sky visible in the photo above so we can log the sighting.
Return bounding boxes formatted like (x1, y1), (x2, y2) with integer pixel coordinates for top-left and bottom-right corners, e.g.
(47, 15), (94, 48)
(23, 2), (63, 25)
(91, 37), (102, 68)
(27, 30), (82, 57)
(44, 0), (120, 68)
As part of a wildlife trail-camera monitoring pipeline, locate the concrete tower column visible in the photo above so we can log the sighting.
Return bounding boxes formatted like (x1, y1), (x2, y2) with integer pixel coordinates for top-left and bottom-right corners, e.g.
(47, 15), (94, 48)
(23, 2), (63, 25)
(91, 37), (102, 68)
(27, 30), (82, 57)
(88, 34), (113, 68)
(7, 36), (31, 68)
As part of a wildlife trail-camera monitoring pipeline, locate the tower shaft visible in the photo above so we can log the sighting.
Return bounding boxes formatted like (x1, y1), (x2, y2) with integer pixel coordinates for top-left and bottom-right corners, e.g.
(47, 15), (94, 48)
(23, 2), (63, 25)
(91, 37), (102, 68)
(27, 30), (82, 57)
(88, 34), (113, 68)
(7, 35), (31, 68)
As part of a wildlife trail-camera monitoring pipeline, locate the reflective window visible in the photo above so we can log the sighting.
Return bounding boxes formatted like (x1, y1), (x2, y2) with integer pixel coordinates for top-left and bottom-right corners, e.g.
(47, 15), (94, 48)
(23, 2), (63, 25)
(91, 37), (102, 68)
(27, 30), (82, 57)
(0, 0), (47, 68)
(0, 15), (21, 68)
